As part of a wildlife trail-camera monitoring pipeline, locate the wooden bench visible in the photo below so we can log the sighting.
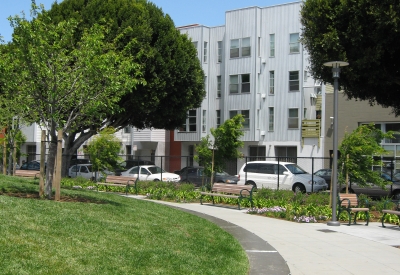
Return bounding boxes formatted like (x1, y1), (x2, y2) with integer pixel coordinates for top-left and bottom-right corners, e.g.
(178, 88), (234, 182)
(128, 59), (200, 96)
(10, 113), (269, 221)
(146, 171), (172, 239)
(338, 193), (370, 226)
(14, 170), (40, 180)
(200, 183), (254, 210)
(381, 200), (400, 228)
(97, 175), (138, 195)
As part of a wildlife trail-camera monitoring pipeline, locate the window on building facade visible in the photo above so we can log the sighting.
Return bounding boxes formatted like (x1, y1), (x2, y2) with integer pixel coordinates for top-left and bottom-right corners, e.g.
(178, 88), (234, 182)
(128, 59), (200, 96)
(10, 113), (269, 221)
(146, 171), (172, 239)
(304, 70), (308, 81)
(269, 107), (274, 131)
(124, 126), (131, 133)
(217, 75), (221, 98)
(288, 108), (299, 129)
(289, 71), (299, 91)
(230, 110), (250, 129)
(242, 37), (250, 57)
(249, 146), (266, 161)
(269, 71), (274, 95)
(269, 34), (275, 57)
(229, 74), (250, 94)
(202, 110), (206, 132)
(216, 110), (221, 128)
(230, 39), (239, 58)
(289, 33), (299, 53)
(384, 123), (400, 143)
(217, 41), (222, 63)
(230, 38), (251, 58)
(275, 146), (297, 162)
(179, 109), (197, 132)
(203, 41), (208, 63)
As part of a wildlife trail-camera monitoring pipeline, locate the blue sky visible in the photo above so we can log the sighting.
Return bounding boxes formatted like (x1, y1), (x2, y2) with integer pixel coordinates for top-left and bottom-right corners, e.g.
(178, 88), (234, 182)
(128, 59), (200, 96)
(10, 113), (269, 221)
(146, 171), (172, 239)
(0, 0), (294, 42)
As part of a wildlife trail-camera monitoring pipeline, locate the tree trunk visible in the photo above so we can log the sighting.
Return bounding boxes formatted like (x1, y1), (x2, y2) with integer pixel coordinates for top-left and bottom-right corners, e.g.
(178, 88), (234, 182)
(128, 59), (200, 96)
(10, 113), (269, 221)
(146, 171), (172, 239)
(61, 130), (97, 177)
(45, 134), (57, 199)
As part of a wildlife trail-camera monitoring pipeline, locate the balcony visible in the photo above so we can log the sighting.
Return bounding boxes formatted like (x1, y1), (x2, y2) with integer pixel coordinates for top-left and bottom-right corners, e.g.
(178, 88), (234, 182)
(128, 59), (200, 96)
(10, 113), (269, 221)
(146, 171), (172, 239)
(301, 119), (320, 147)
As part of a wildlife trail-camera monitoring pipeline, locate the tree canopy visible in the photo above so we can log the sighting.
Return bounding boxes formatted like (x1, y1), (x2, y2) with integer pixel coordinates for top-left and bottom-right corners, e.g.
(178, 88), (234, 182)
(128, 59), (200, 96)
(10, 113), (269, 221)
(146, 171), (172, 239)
(1, 0), (205, 179)
(47, 0), (205, 130)
(300, 0), (400, 115)
(0, 3), (141, 196)
(338, 124), (394, 188)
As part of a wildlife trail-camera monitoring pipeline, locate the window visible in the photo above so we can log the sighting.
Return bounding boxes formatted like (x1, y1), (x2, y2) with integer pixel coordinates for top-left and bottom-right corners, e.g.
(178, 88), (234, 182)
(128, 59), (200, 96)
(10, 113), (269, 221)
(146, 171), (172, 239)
(124, 126), (131, 133)
(269, 34), (275, 57)
(269, 71), (274, 95)
(217, 75), (221, 98)
(216, 110), (221, 127)
(289, 71), (299, 91)
(242, 37), (250, 57)
(289, 33), (299, 53)
(249, 146), (266, 161)
(217, 41), (222, 63)
(385, 123), (400, 143)
(230, 39), (239, 58)
(229, 74), (250, 94)
(269, 107), (274, 131)
(203, 41), (208, 62)
(230, 110), (249, 129)
(202, 110), (206, 132)
(179, 109), (197, 132)
(230, 37), (251, 58)
(304, 70), (308, 82)
(288, 108), (299, 129)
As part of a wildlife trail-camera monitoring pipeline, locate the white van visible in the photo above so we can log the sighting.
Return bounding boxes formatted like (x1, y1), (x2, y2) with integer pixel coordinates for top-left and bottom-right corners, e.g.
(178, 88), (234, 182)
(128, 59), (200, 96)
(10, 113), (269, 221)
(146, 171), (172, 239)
(238, 161), (328, 193)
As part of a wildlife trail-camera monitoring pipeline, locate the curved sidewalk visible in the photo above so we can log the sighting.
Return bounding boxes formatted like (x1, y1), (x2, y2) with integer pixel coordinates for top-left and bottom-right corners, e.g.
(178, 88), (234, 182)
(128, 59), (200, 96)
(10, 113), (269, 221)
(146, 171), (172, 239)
(127, 195), (400, 275)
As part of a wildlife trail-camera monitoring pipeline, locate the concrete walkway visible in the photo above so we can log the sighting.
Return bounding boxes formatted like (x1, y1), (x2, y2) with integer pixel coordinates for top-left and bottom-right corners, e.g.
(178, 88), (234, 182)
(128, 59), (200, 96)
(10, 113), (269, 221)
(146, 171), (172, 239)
(126, 195), (400, 275)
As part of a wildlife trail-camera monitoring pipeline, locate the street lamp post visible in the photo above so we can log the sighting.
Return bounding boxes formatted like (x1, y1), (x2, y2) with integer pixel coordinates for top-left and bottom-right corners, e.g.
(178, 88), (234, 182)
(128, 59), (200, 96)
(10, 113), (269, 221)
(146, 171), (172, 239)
(323, 61), (349, 226)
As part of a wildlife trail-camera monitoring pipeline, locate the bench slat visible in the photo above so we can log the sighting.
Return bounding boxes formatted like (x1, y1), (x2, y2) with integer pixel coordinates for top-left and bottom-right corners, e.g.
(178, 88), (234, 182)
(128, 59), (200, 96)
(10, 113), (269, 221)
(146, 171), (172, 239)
(97, 175), (137, 195)
(200, 183), (254, 210)
(338, 193), (369, 226)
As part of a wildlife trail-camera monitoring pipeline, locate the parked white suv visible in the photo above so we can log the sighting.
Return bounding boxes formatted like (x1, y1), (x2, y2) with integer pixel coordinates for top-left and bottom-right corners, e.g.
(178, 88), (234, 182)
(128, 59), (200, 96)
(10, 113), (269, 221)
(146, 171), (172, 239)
(238, 161), (328, 193)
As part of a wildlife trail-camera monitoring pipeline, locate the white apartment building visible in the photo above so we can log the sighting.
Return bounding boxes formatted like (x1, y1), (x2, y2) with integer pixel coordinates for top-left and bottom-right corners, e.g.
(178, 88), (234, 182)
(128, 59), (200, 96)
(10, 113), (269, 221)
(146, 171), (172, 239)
(174, 2), (326, 172)
(19, 124), (166, 167)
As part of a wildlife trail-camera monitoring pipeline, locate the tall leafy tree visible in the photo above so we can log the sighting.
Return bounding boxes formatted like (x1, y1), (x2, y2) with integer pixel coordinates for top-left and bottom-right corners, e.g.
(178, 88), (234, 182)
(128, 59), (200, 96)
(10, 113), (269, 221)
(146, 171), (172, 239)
(1, 3), (141, 197)
(301, 0), (400, 114)
(338, 124), (395, 189)
(47, 0), (205, 173)
(195, 115), (244, 187)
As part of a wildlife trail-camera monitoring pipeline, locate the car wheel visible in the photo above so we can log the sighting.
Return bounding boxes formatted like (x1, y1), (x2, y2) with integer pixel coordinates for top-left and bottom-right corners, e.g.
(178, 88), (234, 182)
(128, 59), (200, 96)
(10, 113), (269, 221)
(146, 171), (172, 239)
(245, 181), (257, 190)
(153, 179), (160, 182)
(392, 190), (400, 200)
(293, 183), (306, 193)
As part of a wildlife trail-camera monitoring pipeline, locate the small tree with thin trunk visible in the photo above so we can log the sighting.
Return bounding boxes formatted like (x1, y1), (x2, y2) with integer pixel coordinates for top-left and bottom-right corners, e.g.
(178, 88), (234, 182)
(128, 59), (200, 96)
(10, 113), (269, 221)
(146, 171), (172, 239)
(338, 124), (395, 189)
(84, 127), (122, 180)
(195, 115), (245, 188)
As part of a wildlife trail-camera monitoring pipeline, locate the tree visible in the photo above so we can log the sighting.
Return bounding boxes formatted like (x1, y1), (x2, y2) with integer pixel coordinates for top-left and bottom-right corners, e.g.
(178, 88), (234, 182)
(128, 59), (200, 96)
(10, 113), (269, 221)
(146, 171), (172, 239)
(84, 127), (122, 180)
(46, 0), (205, 174)
(300, 1), (400, 115)
(195, 115), (245, 187)
(338, 124), (395, 189)
(1, 3), (141, 197)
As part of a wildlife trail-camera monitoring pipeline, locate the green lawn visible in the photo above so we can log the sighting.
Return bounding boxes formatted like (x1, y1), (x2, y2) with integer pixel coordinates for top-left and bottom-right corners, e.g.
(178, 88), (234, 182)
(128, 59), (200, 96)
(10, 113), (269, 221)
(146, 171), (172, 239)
(0, 175), (248, 275)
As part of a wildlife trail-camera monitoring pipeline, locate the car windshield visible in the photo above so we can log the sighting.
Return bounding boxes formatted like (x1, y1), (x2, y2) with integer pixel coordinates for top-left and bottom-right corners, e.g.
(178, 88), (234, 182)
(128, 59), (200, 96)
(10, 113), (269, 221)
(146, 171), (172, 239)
(285, 164), (307, 174)
(148, 166), (166, 174)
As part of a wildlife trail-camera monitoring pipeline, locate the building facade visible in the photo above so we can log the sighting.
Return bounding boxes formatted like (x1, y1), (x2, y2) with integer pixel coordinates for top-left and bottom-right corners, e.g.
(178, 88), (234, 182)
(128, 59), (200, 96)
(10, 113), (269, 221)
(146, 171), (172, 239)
(173, 2), (326, 173)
